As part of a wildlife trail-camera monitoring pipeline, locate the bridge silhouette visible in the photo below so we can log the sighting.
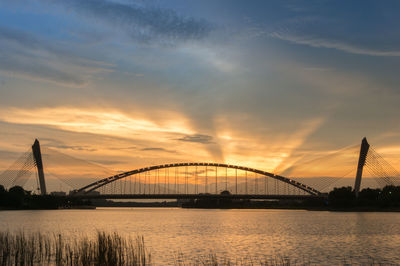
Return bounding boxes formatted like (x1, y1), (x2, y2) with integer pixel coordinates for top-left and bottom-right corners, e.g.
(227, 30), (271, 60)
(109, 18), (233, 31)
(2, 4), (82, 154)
(1, 138), (399, 200)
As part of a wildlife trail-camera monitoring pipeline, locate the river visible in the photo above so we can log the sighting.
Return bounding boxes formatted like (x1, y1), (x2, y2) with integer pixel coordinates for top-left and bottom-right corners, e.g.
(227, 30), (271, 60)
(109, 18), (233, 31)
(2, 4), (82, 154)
(1, 208), (400, 265)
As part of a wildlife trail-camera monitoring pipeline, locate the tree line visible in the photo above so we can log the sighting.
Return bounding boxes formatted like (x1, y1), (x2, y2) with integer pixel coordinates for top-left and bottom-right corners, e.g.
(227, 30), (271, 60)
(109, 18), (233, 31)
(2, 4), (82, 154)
(0, 185), (89, 209)
(328, 185), (400, 208)
(2, 184), (400, 210)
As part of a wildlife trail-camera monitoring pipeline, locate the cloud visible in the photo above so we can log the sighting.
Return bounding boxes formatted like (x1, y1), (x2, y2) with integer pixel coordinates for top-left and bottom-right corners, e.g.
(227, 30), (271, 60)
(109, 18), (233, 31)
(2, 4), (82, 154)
(48, 144), (97, 152)
(181, 44), (239, 73)
(93, 159), (126, 166)
(267, 14), (400, 57)
(0, 107), (192, 138)
(270, 32), (400, 57)
(48, 0), (212, 44)
(272, 117), (326, 173)
(0, 26), (113, 87)
(176, 134), (214, 144)
(109, 146), (138, 151)
(41, 138), (97, 151)
(0, 150), (24, 161)
(141, 147), (175, 153)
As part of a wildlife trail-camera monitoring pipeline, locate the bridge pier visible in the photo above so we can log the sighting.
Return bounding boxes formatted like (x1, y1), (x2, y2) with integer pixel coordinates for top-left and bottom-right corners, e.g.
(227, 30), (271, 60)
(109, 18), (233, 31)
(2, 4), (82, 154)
(354, 137), (370, 198)
(32, 139), (47, 195)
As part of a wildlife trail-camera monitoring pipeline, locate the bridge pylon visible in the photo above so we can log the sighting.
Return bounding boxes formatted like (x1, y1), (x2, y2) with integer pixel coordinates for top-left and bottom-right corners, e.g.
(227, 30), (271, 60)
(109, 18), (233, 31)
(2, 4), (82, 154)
(32, 139), (47, 195)
(354, 137), (370, 198)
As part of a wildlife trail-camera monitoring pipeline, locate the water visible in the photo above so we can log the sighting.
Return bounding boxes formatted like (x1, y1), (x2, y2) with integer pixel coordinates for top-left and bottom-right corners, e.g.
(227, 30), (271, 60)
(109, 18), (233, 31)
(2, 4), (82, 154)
(1, 208), (400, 265)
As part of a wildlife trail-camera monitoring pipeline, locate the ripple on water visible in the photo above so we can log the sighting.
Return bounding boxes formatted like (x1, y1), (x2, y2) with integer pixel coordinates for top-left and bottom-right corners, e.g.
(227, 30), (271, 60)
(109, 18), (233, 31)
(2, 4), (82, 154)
(1, 208), (400, 264)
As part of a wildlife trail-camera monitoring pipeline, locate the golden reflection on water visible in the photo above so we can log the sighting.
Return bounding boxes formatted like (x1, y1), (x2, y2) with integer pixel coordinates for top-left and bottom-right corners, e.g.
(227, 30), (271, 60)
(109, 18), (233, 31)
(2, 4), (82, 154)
(1, 208), (400, 265)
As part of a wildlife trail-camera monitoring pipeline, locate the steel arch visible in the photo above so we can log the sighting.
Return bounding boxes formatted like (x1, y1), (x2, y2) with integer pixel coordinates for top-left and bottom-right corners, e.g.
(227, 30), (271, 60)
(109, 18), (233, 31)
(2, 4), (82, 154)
(75, 162), (321, 196)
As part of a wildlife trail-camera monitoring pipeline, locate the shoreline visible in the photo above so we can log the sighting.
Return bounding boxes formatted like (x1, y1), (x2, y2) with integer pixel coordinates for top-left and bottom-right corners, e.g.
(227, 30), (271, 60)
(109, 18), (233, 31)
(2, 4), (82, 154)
(2, 205), (400, 212)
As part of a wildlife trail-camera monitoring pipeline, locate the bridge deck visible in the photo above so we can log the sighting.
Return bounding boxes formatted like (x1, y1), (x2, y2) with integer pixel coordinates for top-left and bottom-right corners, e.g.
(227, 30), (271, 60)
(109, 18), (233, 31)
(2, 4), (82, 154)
(71, 194), (328, 200)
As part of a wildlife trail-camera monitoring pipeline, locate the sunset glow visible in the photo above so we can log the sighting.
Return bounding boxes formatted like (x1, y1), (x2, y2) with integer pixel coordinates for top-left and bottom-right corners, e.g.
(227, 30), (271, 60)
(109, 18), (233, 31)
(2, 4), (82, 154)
(2, 3), (400, 265)
(1, 0), (400, 184)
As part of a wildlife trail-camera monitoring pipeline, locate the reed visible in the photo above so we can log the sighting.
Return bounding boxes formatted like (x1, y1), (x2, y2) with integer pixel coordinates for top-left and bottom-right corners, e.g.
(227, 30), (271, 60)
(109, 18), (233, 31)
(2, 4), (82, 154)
(0, 232), (388, 265)
(0, 231), (151, 266)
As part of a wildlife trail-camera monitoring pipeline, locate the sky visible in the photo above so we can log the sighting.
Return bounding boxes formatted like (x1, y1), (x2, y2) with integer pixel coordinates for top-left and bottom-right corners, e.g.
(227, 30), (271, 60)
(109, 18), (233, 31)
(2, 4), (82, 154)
(1, 0), (400, 182)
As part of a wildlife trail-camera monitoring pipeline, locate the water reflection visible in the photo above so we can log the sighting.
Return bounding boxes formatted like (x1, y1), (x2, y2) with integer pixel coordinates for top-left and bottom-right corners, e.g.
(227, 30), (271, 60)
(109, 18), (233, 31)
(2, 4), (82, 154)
(1, 208), (400, 265)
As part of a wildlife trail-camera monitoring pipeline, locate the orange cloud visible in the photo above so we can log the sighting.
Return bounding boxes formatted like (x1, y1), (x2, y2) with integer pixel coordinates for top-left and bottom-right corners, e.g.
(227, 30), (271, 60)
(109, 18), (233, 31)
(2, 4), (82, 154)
(0, 107), (193, 140)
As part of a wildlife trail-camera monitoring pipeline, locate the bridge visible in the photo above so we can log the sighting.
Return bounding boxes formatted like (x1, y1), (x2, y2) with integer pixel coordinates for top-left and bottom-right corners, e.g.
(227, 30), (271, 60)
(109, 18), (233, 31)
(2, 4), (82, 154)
(0, 137), (399, 201)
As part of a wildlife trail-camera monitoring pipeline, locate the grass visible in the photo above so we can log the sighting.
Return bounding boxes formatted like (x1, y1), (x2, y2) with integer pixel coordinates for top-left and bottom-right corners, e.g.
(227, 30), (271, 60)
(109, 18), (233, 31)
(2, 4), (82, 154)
(0, 231), (394, 265)
(0, 231), (150, 266)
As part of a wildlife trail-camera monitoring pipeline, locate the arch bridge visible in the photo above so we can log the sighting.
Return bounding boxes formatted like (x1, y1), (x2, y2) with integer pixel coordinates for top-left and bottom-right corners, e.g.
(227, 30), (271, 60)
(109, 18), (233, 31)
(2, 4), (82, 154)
(73, 162), (324, 199)
(3, 138), (381, 200)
